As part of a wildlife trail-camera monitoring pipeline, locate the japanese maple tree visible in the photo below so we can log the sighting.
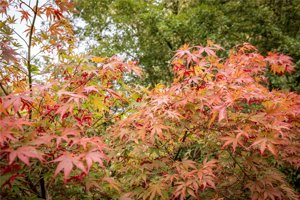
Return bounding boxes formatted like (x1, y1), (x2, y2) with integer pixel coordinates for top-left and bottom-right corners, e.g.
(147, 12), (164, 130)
(108, 42), (300, 199)
(0, 0), (140, 199)
(0, 1), (299, 200)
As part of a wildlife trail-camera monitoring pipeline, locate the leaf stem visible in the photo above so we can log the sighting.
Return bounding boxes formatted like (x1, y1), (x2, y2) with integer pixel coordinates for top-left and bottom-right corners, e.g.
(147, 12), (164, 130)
(12, 28), (29, 47)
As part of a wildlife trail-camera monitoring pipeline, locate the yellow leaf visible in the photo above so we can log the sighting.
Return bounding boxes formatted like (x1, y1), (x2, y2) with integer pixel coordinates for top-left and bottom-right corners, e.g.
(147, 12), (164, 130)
(91, 56), (107, 63)
(208, 112), (217, 128)
(44, 93), (55, 105)
(194, 65), (204, 76)
(130, 93), (141, 101)
(0, 21), (5, 29)
(92, 97), (108, 112)
(154, 83), (165, 91)
(207, 39), (214, 46)
(262, 101), (279, 113)
(271, 64), (285, 75)
(204, 73), (214, 82)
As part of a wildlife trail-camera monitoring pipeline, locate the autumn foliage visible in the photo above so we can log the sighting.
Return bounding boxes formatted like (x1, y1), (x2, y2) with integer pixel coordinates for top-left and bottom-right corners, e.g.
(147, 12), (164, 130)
(1, 1), (299, 200)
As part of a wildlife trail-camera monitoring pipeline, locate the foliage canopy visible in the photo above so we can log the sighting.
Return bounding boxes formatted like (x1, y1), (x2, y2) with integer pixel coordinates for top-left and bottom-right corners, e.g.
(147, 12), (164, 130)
(0, 0), (299, 200)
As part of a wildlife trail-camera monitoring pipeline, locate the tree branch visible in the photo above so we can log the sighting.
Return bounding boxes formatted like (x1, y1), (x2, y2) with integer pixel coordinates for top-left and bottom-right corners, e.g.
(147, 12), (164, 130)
(39, 176), (46, 199)
(226, 150), (251, 180)
(27, 0), (39, 120)
(19, 0), (35, 13)
(174, 130), (188, 161)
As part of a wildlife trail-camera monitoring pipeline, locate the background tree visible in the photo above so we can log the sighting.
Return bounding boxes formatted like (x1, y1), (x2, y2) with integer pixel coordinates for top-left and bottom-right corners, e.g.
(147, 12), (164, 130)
(74, 0), (300, 90)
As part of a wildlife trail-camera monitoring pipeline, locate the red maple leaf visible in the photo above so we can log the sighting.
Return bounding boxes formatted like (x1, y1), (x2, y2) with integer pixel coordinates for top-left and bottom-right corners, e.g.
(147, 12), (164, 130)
(52, 152), (86, 181)
(84, 149), (107, 171)
(0, 41), (19, 63)
(2, 93), (33, 113)
(55, 127), (80, 147)
(0, 128), (16, 146)
(19, 10), (31, 22)
(8, 146), (44, 166)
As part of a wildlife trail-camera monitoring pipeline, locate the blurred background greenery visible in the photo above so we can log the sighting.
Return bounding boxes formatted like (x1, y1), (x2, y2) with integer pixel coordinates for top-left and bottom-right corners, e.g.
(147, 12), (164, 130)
(74, 0), (300, 90)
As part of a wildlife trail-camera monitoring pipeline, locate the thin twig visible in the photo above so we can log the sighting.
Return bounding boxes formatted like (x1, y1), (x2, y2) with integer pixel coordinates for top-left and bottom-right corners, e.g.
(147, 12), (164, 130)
(0, 82), (9, 95)
(174, 130), (189, 160)
(31, 49), (45, 61)
(226, 150), (251, 180)
(19, 0), (35, 13)
(40, 0), (51, 9)
(12, 28), (29, 47)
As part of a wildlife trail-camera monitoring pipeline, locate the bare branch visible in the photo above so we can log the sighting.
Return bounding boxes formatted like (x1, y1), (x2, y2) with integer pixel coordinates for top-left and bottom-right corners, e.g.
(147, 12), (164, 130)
(19, 0), (35, 13)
